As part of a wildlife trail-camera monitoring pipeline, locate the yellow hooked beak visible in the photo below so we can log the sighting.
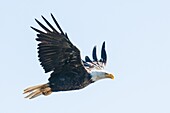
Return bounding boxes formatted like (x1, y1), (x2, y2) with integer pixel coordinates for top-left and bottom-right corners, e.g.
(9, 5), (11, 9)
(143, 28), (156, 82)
(106, 73), (114, 80)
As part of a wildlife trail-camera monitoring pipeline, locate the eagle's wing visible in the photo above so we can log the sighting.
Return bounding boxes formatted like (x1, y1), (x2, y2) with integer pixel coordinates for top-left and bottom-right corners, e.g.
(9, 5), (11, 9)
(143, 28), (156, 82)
(83, 42), (107, 70)
(31, 14), (87, 77)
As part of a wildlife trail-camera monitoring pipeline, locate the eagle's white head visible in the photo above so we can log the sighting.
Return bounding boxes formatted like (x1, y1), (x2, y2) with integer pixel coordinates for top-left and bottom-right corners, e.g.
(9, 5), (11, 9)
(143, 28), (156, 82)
(90, 70), (114, 82)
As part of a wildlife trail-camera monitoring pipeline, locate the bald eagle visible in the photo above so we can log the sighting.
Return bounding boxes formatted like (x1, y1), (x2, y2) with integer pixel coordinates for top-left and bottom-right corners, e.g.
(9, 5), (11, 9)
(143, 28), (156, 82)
(24, 14), (114, 99)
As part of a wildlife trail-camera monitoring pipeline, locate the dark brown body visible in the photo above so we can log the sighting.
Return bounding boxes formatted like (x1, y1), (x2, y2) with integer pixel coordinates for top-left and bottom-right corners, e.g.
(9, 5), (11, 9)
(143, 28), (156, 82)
(49, 69), (92, 91)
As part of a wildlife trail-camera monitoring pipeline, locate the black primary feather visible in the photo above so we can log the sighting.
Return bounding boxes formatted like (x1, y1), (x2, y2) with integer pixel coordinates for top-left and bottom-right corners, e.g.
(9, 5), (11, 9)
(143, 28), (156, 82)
(35, 19), (52, 33)
(41, 15), (58, 33)
(101, 41), (107, 64)
(50, 13), (64, 35)
(85, 56), (92, 63)
(92, 46), (98, 62)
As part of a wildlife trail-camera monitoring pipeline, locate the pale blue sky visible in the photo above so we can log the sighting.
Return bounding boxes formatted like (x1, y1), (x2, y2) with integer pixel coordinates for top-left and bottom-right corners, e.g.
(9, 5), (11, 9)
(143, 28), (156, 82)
(1, 0), (170, 113)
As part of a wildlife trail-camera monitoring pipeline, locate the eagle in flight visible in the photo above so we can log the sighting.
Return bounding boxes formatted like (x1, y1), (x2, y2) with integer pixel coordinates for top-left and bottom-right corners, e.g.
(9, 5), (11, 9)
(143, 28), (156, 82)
(23, 14), (114, 99)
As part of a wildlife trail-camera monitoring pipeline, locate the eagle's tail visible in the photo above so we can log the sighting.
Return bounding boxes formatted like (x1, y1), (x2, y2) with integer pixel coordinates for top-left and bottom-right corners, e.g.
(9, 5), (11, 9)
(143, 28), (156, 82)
(23, 83), (52, 99)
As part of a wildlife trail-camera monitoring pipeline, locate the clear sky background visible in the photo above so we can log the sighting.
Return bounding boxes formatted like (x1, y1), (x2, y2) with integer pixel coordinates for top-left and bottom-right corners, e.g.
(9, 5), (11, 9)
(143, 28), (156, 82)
(0, 0), (170, 113)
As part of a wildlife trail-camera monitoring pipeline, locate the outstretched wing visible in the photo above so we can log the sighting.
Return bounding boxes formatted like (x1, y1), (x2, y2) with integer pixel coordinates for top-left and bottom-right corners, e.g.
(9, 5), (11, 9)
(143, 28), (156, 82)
(31, 14), (87, 76)
(83, 42), (107, 70)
